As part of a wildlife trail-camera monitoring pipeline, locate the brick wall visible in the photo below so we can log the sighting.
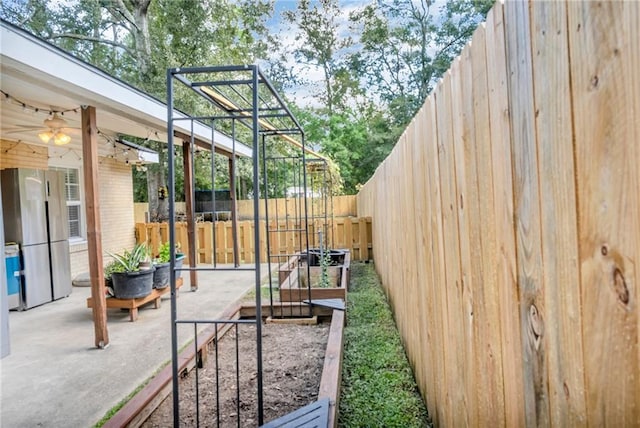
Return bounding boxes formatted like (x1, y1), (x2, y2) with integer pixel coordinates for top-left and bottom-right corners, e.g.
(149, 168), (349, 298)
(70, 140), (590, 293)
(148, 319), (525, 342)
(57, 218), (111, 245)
(69, 157), (135, 277)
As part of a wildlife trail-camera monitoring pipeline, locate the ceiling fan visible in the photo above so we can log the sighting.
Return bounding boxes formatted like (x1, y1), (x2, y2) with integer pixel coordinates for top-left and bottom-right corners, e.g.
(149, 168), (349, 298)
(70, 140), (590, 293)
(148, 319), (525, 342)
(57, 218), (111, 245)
(37, 113), (72, 145)
(1, 109), (79, 146)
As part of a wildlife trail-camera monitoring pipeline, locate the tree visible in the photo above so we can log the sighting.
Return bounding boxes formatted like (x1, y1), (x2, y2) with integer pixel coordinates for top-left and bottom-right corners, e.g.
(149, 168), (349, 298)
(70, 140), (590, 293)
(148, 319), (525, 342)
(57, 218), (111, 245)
(2, 0), (273, 220)
(282, 0), (359, 115)
(349, 0), (493, 126)
(2, 0), (492, 202)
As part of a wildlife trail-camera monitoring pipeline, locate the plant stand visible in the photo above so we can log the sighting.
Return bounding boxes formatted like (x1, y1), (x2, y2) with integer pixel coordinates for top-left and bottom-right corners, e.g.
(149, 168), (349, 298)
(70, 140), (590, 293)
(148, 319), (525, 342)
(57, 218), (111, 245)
(87, 278), (183, 322)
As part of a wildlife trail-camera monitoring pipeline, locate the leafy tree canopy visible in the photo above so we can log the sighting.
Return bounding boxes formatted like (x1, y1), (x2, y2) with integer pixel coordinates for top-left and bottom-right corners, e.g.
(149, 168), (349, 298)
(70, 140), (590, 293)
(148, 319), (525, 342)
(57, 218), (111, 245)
(1, 0), (492, 196)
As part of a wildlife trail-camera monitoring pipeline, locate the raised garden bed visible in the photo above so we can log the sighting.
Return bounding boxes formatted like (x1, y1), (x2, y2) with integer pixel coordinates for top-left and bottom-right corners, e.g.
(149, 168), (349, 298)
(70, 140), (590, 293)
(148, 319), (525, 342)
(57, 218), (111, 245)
(279, 250), (350, 303)
(101, 301), (344, 428)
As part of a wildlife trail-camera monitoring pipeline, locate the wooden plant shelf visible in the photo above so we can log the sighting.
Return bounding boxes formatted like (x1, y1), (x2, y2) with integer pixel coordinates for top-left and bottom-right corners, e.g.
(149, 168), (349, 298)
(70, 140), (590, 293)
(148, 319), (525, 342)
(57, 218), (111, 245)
(87, 277), (183, 322)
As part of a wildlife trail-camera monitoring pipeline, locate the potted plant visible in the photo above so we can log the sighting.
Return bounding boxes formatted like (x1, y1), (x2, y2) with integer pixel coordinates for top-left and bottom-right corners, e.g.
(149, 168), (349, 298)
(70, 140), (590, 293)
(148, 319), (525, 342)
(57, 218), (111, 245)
(103, 260), (124, 296)
(154, 242), (185, 288)
(153, 242), (171, 289)
(108, 243), (154, 299)
(305, 248), (346, 267)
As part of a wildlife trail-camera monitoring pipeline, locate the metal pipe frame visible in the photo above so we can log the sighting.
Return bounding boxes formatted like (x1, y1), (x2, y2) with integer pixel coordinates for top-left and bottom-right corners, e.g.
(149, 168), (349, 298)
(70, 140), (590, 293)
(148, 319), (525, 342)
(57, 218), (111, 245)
(167, 64), (317, 426)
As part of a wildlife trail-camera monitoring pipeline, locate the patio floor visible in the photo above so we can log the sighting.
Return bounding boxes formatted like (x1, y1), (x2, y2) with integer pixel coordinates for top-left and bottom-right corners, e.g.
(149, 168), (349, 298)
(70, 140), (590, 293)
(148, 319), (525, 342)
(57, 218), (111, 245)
(0, 265), (264, 427)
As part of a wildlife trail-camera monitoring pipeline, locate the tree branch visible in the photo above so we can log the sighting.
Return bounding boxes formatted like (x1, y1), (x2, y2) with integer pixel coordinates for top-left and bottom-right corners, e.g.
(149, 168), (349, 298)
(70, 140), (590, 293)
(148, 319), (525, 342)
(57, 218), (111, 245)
(434, 33), (469, 60)
(49, 33), (135, 57)
(107, 0), (137, 31)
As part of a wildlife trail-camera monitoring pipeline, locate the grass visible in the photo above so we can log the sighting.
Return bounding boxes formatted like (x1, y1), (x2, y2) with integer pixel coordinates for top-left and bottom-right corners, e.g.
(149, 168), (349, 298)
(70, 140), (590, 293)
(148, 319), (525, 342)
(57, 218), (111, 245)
(339, 263), (432, 428)
(242, 269), (278, 302)
(93, 371), (155, 427)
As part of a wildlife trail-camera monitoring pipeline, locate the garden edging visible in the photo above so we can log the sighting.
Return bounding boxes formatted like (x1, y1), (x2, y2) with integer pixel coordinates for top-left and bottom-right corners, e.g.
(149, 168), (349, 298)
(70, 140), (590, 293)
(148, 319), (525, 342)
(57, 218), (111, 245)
(102, 300), (345, 428)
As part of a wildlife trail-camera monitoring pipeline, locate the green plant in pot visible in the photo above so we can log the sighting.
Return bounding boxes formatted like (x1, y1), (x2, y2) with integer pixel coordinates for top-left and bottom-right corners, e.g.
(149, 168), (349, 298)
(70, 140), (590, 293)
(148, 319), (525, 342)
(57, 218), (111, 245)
(108, 243), (154, 299)
(103, 260), (124, 296)
(154, 242), (185, 287)
(153, 242), (171, 289)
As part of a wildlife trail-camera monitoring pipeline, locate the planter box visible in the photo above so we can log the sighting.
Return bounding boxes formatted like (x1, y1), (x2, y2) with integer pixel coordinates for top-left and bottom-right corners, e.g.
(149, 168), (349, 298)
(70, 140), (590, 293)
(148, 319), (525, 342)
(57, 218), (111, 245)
(279, 250), (350, 303)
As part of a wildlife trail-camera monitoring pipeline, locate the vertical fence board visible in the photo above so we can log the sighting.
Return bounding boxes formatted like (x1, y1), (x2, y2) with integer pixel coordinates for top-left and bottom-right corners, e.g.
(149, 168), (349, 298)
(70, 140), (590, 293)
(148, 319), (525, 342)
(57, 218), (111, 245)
(423, 96), (448, 426)
(471, 23), (507, 425)
(435, 72), (466, 427)
(216, 221), (227, 263)
(403, 130), (420, 377)
(397, 132), (412, 368)
(258, 220), (267, 263)
(485, 4), (526, 425)
(344, 218), (353, 257)
(630, 3), (640, 391)
(450, 52), (478, 427)
(411, 104), (437, 415)
(243, 222), (254, 263)
(568, 1), (640, 424)
(504, 1), (550, 426)
(531, 2), (587, 425)
(203, 223), (213, 264)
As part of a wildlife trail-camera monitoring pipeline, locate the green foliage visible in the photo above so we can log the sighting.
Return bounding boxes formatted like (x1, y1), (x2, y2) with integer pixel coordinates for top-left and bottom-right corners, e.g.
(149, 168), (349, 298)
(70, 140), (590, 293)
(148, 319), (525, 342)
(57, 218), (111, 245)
(319, 250), (332, 288)
(103, 260), (125, 281)
(298, 108), (398, 194)
(156, 242), (171, 264)
(282, 0), (359, 114)
(339, 263), (431, 427)
(108, 243), (150, 272)
(155, 241), (183, 263)
(348, 0), (493, 126)
(2, 0), (491, 205)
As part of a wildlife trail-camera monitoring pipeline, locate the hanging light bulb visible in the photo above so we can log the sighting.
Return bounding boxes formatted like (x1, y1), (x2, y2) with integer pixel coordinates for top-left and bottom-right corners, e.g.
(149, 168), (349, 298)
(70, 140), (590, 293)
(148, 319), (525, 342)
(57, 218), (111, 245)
(53, 132), (71, 145)
(38, 130), (54, 143)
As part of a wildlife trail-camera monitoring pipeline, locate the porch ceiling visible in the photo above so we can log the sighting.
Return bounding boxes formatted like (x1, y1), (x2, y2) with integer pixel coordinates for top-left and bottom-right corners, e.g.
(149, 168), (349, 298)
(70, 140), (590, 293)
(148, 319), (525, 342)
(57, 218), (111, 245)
(0, 20), (252, 161)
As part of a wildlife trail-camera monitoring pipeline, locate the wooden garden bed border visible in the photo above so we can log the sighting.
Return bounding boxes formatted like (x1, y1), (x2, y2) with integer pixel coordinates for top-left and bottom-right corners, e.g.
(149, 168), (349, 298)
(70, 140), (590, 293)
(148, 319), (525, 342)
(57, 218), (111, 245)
(103, 300), (345, 428)
(279, 250), (351, 303)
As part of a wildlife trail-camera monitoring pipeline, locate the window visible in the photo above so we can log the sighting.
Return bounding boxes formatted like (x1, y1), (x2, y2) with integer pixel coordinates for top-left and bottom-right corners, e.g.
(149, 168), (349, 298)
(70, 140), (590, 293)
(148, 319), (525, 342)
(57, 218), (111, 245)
(52, 167), (83, 240)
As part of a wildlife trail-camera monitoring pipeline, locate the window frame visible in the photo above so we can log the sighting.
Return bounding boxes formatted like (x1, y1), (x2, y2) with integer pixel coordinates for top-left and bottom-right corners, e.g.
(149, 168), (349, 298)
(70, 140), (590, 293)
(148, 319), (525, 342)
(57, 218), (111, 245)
(49, 165), (86, 243)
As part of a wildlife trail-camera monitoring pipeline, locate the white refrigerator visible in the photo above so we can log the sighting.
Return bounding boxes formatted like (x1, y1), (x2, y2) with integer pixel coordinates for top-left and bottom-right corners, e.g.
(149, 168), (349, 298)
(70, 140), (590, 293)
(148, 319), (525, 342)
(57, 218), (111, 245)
(1, 169), (72, 309)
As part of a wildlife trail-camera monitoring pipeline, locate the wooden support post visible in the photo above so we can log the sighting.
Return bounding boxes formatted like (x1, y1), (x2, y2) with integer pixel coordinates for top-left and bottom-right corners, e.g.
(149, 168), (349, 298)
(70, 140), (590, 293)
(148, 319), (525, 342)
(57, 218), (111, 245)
(182, 140), (198, 291)
(229, 156), (240, 267)
(82, 105), (109, 348)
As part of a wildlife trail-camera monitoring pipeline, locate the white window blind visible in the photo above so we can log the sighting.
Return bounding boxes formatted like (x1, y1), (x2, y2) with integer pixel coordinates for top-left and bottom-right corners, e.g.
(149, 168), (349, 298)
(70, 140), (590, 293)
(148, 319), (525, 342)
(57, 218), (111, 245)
(52, 167), (83, 239)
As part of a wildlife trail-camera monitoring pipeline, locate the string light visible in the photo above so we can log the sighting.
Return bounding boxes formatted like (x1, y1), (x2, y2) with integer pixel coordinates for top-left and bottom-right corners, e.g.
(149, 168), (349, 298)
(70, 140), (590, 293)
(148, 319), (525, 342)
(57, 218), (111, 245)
(0, 90), (78, 116)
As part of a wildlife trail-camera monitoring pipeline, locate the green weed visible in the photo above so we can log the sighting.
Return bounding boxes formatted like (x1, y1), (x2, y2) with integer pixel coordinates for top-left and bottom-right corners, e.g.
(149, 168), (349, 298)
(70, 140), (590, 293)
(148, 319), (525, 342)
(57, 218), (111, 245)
(339, 263), (431, 428)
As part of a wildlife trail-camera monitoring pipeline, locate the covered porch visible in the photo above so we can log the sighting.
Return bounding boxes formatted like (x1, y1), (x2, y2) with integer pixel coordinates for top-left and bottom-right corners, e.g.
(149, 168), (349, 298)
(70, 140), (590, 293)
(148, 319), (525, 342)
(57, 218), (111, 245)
(0, 19), (251, 352)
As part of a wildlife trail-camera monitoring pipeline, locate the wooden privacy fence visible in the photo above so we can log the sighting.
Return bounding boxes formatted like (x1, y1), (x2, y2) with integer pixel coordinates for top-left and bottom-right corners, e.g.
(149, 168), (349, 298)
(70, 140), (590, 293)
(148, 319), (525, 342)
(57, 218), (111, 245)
(133, 195), (357, 223)
(357, 1), (639, 426)
(135, 217), (372, 264)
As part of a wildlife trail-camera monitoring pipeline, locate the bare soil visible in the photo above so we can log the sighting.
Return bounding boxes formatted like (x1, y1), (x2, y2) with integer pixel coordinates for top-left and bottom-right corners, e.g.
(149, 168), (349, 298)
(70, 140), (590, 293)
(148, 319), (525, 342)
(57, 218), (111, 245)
(143, 321), (329, 427)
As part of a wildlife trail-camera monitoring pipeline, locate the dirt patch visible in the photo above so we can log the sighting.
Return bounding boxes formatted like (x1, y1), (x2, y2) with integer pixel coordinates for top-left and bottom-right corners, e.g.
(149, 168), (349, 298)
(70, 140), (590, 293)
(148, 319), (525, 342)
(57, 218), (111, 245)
(143, 321), (329, 427)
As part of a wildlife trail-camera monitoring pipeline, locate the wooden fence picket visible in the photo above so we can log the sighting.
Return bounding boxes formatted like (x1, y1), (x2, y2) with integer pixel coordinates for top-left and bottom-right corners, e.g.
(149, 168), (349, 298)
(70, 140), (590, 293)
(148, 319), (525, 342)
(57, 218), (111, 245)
(136, 217), (373, 265)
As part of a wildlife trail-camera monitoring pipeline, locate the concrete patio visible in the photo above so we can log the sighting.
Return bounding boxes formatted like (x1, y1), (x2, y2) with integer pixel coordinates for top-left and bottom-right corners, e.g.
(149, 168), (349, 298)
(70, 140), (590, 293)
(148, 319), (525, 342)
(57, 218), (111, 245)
(0, 265), (264, 427)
